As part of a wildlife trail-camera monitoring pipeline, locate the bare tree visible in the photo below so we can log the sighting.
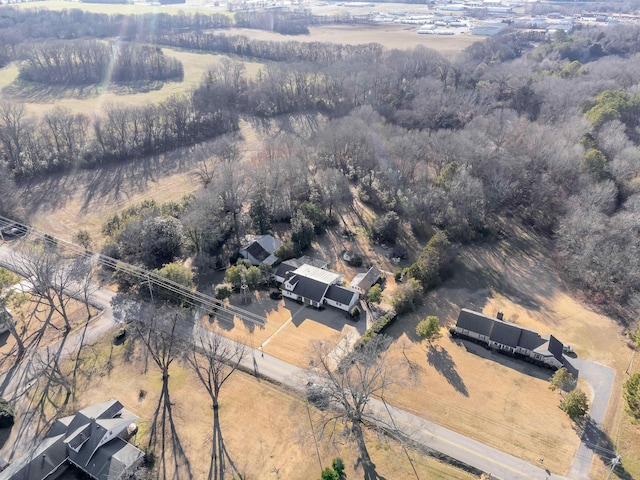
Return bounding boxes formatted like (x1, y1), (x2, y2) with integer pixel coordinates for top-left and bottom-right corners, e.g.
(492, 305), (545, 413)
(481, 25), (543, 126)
(209, 136), (250, 248)
(132, 307), (192, 479)
(185, 331), (246, 480)
(307, 335), (403, 480)
(314, 167), (351, 218)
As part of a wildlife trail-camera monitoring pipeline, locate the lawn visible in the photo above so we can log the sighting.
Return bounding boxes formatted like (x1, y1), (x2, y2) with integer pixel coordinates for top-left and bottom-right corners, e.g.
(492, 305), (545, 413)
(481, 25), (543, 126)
(0, 331), (479, 480)
(0, 293), (98, 375)
(202, 292), (366, 368)
(374, 226), (637, 479)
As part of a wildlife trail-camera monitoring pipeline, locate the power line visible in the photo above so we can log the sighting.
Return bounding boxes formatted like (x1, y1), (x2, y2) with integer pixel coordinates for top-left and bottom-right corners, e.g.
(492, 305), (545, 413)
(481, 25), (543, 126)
(0, 215), (266, 326)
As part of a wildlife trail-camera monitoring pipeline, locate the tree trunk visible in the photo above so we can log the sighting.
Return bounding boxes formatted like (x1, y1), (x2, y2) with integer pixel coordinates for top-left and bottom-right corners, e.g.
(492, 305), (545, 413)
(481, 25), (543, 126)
(351, 419), (374, 471)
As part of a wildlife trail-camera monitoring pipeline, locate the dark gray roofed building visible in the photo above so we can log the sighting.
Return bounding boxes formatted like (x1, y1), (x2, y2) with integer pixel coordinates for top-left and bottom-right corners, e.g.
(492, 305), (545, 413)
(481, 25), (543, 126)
(350, 266), (382, 295)
(489, 321), (522, 349)
(456, 309), (495, 338)
(454, 309), (566, 370)
(239, 235), (282, 266)
(0, 400), (144, 480)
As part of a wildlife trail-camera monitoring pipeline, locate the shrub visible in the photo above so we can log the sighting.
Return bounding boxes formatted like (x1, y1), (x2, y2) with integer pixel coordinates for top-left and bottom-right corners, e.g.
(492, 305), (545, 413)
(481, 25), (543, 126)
(560, 388), (589, 420)
(416, 316), (442, 344)
(269, 290), (283, 300)
(349, 306), (361, 319)
(349, 253), (363, 267)
(214, 284), (233, 300)
(355, 310), (397, 349)
(393, 269), (403, 282)
(367, 284), (382, 304)
(274, 241), (296, 260)
(0, 398), (14, 428)
(390, 278), (423, 315)
(624, 373), (640, 421)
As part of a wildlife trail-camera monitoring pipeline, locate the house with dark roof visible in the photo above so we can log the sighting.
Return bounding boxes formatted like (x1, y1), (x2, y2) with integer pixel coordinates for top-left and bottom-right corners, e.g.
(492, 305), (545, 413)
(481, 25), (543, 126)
(455, 309), (565, 369)
(0, 400), (144, 480)
(350, 266), (382, 296)
(280, 264), (359, 312)
(239, 235), (282, 266)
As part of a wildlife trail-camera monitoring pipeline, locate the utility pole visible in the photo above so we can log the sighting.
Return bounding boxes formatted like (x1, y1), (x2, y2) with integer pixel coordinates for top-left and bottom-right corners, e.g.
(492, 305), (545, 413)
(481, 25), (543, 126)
(605, 453), (621, 480)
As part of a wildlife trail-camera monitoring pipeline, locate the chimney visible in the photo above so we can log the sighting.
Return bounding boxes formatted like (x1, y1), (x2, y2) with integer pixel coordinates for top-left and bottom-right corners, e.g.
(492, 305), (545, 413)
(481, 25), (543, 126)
(497, 311), (504, 320)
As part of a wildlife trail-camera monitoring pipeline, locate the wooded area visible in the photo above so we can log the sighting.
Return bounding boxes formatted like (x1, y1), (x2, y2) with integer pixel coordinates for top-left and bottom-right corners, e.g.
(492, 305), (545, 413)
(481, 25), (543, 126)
(2, 8), (640, 324)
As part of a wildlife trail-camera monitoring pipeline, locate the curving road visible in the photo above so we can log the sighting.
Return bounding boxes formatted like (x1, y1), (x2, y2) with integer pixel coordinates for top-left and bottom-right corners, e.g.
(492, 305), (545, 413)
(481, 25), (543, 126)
(0, 243), (616, 480)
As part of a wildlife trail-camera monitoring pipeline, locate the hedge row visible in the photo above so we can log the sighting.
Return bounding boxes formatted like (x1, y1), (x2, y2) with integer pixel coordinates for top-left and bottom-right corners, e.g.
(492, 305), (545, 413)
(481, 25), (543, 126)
(354, 310), (397, 350)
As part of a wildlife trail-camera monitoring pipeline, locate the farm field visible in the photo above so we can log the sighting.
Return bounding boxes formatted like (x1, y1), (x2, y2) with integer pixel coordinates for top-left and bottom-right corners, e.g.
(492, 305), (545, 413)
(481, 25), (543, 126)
(0, 332), (478, 480)
(10, 1), (482, 53)
(0, 48), (263, 117)
(222, 25), (480, 52)
(13, 118), (272, 242)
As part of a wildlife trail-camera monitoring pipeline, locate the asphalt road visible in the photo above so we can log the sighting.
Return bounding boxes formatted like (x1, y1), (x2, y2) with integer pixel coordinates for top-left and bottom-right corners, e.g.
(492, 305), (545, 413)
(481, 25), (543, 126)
(0, 243), (616, 480)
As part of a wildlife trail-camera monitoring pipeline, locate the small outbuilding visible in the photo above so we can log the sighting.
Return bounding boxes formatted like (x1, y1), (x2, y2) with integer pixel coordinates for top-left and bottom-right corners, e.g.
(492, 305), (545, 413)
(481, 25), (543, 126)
(350, 266), (382, 295)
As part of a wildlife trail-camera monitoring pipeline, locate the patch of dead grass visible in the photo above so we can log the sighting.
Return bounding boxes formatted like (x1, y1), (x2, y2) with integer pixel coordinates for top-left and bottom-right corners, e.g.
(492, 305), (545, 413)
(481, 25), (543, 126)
(11, 331), (478, 480)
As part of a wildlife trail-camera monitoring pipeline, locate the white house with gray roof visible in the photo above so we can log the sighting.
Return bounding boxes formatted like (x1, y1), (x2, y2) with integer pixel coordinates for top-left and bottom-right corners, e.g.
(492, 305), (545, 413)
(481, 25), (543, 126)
(279, 264), (359, 312)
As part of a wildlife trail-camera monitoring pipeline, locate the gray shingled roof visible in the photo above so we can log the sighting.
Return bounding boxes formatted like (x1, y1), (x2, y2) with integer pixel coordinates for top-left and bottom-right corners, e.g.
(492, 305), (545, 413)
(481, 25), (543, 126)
(275, 262), (297, 279)
(245, 242), (270, 262)
(82, 439), (144, 480)
(290, 276), (330, 303)
(350, 267), (381, 292)
(489, 321), (522, 348)
(0, 400), (142, 480)
(456, 309), (495, 337)
(325, 285), (358, 305)
(518, 329), (547, 351)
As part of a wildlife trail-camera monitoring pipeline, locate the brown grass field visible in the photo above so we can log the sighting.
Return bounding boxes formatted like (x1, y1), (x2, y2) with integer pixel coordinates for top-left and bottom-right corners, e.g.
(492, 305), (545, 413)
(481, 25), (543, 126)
(380, 229), (636, 479)
(0, 48), (264, 117)
(201, 292), (365, 368)
(222, 25), (480, 53)
(0, 294), (98, 374)
(0, 332), (478, 480)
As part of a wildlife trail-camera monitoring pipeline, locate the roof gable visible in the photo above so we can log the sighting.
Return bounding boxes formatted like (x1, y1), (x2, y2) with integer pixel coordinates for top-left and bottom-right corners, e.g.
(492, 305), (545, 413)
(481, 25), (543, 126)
(350, 266), (381, 291)
(245, 242), (270, 262)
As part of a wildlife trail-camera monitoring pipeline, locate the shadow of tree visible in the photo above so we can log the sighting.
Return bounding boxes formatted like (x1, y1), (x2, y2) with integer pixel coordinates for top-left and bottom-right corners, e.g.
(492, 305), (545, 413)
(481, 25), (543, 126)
(359, 458), (387, 480)
(426, 345), (469, 397)
(577, 417), (633, 480)
(0, 426), (12, 450)
(148, 379), (192, 480)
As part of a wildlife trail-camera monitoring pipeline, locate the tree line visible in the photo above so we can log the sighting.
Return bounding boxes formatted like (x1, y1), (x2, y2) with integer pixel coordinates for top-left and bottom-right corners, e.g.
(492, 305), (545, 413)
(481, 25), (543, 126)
(3, 18), (640, 321)
(0, 6), (352, 68)
(0, 93), (238, 175)
(18, 40), (183, 85)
